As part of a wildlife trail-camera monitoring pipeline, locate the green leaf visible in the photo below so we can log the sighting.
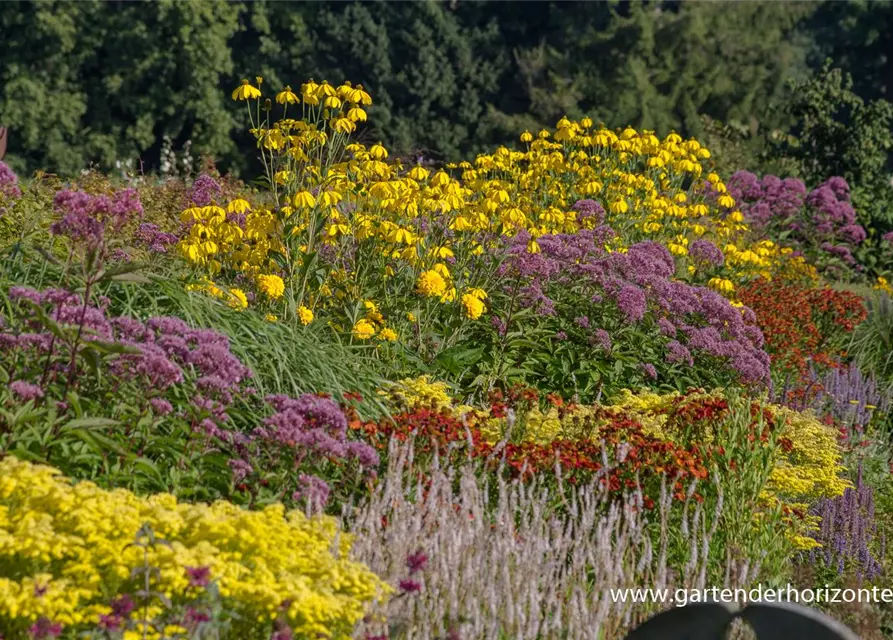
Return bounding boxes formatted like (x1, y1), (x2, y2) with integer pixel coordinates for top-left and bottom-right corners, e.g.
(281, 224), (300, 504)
(613, 359), (624, 376)
(84, 339), (143, 355)
(268, 250), (290, 270)
(61, 417), (122, 431)
(132, 458), (166, 487)
(97, 262), (148, 282)
(78, 346), (102, 376)
(21, 300), (70, 343)
(435, 345), (484, 374)
(110, 272), (153, 284)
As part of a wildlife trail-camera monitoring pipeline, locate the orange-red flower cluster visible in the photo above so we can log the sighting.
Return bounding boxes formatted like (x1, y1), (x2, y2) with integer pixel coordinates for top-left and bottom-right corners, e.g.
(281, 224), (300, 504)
(738, 278), (866, 378)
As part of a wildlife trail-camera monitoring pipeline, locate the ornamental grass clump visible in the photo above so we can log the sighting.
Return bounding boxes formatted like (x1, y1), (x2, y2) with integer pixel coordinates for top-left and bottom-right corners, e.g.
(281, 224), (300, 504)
(347, 439), (768, 640)
(0, 456), (389, 638)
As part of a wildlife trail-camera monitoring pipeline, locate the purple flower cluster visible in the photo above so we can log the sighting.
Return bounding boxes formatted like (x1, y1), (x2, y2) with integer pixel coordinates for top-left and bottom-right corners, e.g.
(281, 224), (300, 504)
(396, 549), (428, 596)
(98, 595), (135, 632)
(724, 172), (865, 269)
(774, 362), (892, 432)
(498, 230), (771, 385)
(571, 199), (606, 226)
(688, 239), (724, 267)
(135, 223), (179, 253)
(185, 566), (211, 588)
(3, 287), (251, 411)
(0, 160), (21, 199)
(50, 188), (144, 249)
(29, 617), (63, 639)
(10, 380), (44, 401)
(257, 394), (379, 468)
(292, 473), (332, 511)
(2, 286), (379, 500)
(189, 173), (222, 207)
(808, 466), (883, 581)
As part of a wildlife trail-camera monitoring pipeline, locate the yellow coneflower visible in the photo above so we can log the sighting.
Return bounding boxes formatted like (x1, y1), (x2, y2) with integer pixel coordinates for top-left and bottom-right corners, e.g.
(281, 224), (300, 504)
(232, 79), (261, 101)
(276, 86), (299, 105)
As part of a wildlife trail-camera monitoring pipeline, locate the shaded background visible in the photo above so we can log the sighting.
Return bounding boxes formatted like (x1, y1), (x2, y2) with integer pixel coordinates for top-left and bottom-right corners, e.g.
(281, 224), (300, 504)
(0, 0), (891, 192)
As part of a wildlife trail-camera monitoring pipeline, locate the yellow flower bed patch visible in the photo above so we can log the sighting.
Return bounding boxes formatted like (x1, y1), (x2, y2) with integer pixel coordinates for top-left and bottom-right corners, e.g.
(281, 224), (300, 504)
(0, 456), (389, 636)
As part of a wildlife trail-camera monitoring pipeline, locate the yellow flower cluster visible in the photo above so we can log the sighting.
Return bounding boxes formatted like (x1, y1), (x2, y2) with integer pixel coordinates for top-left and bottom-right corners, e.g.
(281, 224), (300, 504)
(350, 300), (398, 343)
(763, 406), (852, 501)
(179, 77), (805, 335)
(178, 202), (280, 275)
(257, 273), (285, 299)
(0, 456), (388, 636)
(874, 276), (893, 295)
(460, 290), (487, 320)
(185, 280), (248, 310)
(379, 376), (475, 417)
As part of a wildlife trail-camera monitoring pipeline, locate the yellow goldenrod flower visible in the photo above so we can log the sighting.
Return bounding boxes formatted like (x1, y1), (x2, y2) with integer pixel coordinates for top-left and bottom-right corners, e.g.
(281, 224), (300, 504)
(0, 456), (389, 634)
(276, 85), (299, 104)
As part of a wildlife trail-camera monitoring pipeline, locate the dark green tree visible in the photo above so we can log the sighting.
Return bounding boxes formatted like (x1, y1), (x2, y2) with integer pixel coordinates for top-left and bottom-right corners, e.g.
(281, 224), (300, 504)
(303, 0), (510, 160)
(807, 0), (893, 103)
(0, 0), (243, 176)
(767, 63), (893, 231)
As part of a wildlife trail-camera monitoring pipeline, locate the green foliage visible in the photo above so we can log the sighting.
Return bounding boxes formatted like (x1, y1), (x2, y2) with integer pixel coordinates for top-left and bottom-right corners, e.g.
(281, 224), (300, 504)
(303, 1), (508, 160)
(0, 0), (243, 176)
(0, 0), (845, 178)
(480, 1), (817, 145)
(110, 275), (389, 413)
(807, 0), (893, 104)
(766, 62), (893, 231)
(847, 292), (893, 391)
